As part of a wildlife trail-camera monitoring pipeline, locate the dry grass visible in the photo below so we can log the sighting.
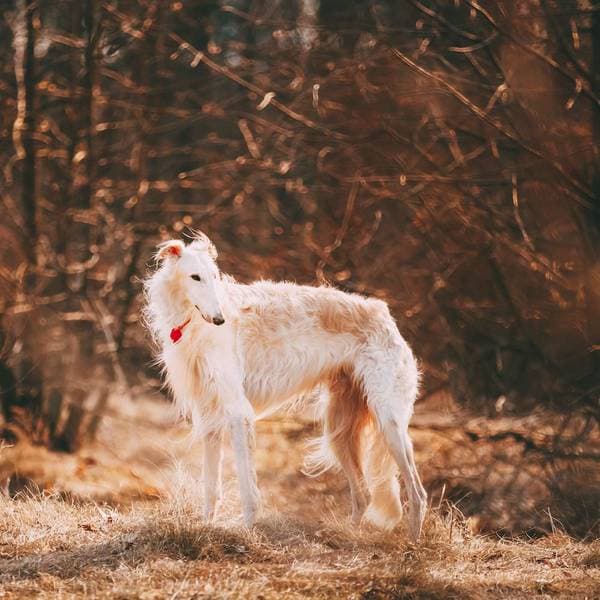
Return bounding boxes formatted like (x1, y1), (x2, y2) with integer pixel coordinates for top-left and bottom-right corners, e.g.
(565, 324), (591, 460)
(0, 395), (599, 598)
(1, 493), (598, 599)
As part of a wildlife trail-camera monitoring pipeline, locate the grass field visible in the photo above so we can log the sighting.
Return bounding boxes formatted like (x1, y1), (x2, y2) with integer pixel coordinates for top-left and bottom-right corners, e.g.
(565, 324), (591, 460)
(1, 395), (599, 599)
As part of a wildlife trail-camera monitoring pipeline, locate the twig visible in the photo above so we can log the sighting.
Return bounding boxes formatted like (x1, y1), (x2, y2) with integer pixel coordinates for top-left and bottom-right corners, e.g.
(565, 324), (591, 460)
(87, 298), (131, 399)
(511, 173), (535, 251)
(316, 181), (358, 283)
(464, 0), (600, 106)
(168, 33), (349, 141)
(390, 47), (596, 207)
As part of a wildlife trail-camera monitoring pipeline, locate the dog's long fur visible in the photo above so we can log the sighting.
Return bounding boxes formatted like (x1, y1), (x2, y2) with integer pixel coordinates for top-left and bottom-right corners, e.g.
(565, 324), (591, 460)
(144, 233), (427, 540)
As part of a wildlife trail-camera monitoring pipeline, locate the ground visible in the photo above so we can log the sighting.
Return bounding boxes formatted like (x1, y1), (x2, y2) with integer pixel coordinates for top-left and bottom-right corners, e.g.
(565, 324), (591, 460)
(0, 395), (599, 599)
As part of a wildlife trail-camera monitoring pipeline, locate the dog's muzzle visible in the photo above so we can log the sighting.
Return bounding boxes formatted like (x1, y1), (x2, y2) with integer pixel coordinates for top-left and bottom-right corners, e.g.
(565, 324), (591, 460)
(195, 305), (225, 326)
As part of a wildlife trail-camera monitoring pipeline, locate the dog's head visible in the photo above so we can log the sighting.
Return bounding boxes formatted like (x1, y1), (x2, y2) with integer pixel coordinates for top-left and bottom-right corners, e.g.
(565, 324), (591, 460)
(156, 232), (225, 326)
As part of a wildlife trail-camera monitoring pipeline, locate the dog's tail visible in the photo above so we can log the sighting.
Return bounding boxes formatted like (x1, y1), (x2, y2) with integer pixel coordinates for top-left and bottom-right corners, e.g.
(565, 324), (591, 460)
(302, 376), (365, 478)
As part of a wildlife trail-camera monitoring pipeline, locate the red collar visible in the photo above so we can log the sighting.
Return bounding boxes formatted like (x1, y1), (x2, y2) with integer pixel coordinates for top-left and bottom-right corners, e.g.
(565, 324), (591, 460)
(170, 317), (191, 343)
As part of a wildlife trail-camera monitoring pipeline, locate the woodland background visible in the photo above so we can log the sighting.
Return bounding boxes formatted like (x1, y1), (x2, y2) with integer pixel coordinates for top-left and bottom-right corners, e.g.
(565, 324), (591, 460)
(0, 0), (599, 539)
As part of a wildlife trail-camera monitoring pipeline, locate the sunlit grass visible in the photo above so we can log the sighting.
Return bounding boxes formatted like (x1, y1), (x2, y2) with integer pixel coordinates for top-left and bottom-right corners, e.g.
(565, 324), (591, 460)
(1, 395), (598, 599)
(0, 489), (598, 599)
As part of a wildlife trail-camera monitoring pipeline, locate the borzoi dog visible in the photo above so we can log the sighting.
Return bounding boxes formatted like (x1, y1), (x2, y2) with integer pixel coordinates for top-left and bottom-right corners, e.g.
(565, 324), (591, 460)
(144, 232), (427, 540)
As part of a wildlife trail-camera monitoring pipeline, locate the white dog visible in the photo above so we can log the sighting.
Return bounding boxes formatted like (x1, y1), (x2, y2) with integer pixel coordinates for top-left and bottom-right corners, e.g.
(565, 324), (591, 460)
(144, 232), (427, 540)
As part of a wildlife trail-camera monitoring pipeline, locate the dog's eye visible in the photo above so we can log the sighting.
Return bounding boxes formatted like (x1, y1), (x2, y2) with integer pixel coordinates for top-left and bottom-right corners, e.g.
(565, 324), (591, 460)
(190, 274), (202, 282)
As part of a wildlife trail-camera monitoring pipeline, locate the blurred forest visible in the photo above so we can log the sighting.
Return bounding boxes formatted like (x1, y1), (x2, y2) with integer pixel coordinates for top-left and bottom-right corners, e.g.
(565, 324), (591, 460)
(0, 0), (598, 535)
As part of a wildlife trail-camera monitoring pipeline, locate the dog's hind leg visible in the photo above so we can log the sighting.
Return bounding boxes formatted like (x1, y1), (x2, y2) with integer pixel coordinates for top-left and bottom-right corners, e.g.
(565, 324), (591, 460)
(379, 414), (426, 541)
(203, 430), (223, 520)
(326, 369), (370, 524)
(373, 402), (427, 541)
(362, 432), (403, 530)
(359, 351), (427, 541)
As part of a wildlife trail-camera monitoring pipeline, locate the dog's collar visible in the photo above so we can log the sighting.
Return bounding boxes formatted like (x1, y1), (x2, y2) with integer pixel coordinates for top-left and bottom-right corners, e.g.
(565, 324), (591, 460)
(170, 317), (192, 343)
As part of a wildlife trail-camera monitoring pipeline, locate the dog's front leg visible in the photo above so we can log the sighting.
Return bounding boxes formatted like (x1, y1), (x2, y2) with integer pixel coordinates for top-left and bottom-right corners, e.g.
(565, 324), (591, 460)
(203, 430), (223, 521)
(228, 408), (261, 527)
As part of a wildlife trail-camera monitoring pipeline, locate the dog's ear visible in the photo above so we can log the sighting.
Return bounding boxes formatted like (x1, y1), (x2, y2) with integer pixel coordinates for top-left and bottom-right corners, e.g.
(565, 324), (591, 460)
(192, 231), (218, 260)
(156, 240), (184, 262)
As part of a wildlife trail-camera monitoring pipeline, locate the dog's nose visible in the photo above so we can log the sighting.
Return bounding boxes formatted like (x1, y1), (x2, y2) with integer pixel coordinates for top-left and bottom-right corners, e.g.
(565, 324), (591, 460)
(212, 316), (225, 326)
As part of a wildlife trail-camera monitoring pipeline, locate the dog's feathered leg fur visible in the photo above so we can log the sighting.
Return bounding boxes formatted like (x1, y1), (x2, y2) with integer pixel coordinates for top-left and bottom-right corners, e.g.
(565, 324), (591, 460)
(326, 368), (370, 523)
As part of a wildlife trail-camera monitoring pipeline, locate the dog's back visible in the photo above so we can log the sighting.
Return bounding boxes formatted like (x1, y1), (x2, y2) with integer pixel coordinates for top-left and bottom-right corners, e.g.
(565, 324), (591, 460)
(226, 280), (410, 407)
